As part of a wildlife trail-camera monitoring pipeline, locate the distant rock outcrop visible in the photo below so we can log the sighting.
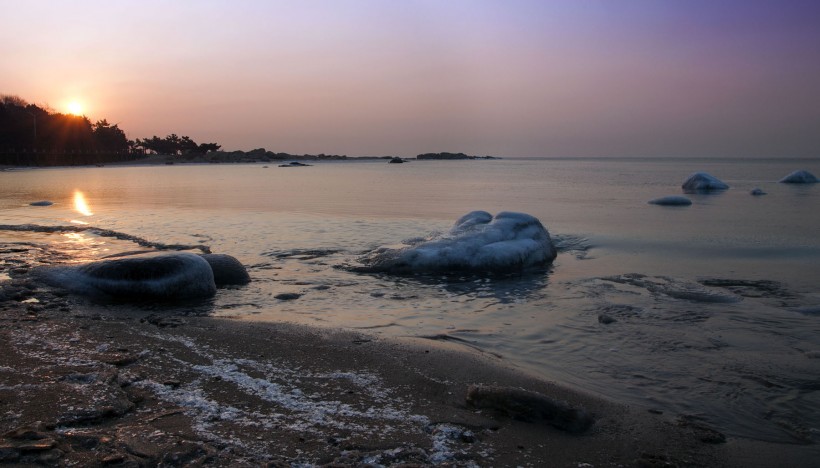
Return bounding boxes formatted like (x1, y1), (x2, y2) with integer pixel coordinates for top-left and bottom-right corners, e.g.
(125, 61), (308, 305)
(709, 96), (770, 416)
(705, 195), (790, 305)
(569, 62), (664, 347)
(681, 172), (729, 193)
(779, 170), (818, 184)
(416, 152), (499, 160)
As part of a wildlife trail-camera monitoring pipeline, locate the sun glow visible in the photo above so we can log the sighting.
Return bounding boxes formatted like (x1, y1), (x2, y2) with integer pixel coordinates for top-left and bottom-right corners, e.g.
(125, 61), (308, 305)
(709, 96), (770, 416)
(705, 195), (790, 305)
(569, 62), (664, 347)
(67, 101), (84, 116)
(73, 190), (93, 216)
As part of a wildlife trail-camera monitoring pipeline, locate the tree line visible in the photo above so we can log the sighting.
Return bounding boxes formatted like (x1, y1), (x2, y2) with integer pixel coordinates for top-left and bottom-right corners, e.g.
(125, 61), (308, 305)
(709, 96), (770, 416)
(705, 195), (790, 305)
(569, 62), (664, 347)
(0, 94), (220, 166)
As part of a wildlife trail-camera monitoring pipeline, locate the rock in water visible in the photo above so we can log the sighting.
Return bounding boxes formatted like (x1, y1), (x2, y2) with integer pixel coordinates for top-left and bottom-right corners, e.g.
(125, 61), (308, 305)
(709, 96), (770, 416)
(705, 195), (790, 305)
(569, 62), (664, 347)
(466, 385), (594, 433)
(39, 253), (216, 300)
(200, 254), (250, 285)
(354, 211), (557, 274)
(779, 170), (818, 184)
(750, 188), (767, 196)
(29, 201), (54, 206)
(681, 172), (729, 192)
(648, 196), (692, 206)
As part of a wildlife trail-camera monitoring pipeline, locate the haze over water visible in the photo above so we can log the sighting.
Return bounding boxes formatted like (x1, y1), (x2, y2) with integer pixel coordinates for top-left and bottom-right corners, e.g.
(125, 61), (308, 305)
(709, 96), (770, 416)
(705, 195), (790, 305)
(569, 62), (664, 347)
(2, 157), (819, 444)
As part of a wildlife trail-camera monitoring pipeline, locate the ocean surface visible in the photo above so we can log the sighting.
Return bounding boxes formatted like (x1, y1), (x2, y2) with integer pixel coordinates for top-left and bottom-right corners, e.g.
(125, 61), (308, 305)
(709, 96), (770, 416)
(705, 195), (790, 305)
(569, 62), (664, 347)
(1, 157), (819, 444)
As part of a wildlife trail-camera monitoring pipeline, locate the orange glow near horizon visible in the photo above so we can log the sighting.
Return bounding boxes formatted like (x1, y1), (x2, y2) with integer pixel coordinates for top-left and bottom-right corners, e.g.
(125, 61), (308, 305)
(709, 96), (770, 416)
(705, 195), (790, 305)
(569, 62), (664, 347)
(67, 101), (84, 116)
(73, 190), (93, 216)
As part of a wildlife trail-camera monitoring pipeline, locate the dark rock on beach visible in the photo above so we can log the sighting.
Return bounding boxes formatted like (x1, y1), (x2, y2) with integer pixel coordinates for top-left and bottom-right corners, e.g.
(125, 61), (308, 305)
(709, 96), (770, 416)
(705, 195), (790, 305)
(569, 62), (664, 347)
(274, 292), (301, 300)
(200, 253), (251, 286)
(466, 385), (594, 434)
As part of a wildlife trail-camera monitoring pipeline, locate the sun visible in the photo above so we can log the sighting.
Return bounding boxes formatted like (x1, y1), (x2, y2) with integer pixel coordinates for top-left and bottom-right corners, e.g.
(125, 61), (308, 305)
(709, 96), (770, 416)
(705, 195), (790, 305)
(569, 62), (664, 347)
(67, 101), (84, 116)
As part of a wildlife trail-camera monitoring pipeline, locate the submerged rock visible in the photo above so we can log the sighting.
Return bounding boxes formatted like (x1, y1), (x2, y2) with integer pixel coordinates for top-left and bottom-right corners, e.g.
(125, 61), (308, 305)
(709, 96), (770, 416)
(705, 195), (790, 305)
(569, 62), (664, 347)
(200, 254), (250, 286)
(274, 292), (301, 300)
(38, 253), (217, 300)
(353, 211), (557, 274)
(648, 196), (692, 206)
(681, 172), (729, 192)
(466, 385), (593, 433)
(779, 170), (818, 184)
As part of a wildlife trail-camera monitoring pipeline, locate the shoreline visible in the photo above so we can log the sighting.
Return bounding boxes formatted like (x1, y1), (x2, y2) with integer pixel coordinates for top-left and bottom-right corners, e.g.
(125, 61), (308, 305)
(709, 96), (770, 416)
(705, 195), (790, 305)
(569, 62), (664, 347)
(2, 272), (817, 466)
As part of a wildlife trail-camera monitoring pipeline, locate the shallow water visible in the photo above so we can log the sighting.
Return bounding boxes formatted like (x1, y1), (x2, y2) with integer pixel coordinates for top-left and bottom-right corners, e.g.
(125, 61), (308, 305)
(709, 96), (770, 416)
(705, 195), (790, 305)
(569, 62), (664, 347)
(2, 158), (819, 443)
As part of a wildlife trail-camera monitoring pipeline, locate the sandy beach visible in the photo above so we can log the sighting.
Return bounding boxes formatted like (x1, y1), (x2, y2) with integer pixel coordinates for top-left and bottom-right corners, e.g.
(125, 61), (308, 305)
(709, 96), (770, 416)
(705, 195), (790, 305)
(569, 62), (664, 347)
(2, 267), (816, 467)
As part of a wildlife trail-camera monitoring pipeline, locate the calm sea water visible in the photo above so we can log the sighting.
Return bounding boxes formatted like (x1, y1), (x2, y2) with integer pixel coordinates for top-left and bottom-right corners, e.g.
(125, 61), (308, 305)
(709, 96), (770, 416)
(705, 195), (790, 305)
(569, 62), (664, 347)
(1, 158), (819, 444)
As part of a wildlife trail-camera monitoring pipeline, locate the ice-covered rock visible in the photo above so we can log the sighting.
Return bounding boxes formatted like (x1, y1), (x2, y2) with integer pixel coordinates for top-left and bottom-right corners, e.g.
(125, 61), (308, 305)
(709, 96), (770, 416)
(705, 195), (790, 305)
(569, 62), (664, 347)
(38, 252), (217, 300)
(779, 170), (818, 184)
(681, 172), (729, 192)
(353, 211), (557, 274)
(648, 196), (692, 206)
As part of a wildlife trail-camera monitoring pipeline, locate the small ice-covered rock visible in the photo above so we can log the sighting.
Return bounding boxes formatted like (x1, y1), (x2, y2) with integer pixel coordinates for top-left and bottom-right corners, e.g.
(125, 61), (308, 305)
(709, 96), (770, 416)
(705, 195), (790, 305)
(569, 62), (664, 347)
(648, 196), (692, 206)
(353, 211), (557, 274)
(750, 188), (767, 196)
(29, 200), (54, 206)
(681, 172), (729, 192)
(779, 170), (818, 184)
(38, 252), (217, 300)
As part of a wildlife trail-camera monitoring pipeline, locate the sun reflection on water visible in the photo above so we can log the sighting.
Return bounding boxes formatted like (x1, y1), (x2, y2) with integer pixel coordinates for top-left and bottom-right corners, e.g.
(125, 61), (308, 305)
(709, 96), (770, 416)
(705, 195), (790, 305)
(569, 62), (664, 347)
(73, 190), (93, 216)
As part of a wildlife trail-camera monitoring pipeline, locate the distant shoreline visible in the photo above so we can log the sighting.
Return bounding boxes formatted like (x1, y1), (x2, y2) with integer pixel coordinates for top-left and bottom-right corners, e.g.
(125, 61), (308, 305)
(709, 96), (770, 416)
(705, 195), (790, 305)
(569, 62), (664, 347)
(0, 151), (502, 170)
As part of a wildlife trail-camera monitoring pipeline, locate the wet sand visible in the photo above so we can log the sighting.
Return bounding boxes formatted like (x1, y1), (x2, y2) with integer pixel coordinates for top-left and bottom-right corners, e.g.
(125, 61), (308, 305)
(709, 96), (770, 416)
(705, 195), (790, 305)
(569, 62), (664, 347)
(1, 273), (817, 466)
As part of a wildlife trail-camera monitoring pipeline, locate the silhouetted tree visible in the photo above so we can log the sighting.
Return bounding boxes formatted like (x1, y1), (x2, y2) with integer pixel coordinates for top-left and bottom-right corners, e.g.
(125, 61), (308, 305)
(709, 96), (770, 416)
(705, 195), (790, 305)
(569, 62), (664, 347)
(93, 119), (129, 152)
(2, 94), (222, 165)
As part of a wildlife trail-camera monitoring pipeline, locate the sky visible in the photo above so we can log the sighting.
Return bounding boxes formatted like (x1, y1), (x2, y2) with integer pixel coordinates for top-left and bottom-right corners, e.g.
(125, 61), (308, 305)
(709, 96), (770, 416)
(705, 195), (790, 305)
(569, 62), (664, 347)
(2, 0), (820, 158)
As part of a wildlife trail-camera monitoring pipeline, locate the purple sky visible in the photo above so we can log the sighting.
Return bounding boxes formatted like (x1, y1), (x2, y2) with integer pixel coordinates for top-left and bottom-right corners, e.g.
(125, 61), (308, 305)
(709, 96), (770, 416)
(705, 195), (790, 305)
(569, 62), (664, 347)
(3, 0), (820, 157)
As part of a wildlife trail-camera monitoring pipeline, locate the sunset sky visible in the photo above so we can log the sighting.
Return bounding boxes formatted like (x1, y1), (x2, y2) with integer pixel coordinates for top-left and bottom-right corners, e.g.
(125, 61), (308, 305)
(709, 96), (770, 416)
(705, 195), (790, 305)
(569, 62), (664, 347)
(3, 0), (820, 158)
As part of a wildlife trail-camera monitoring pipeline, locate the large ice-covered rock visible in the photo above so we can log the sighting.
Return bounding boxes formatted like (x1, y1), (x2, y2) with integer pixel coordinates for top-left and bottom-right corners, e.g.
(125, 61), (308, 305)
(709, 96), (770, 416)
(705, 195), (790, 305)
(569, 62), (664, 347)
(39, 252), (217, 300)
(779, 170), (818, 184)
(681, 172), (729, 192)
(353, 211), (557, 274)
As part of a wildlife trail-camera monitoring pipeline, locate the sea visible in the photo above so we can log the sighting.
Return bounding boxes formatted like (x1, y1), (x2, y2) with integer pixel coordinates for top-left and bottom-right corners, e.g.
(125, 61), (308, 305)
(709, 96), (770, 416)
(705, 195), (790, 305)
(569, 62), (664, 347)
(1, 157), (819, 445)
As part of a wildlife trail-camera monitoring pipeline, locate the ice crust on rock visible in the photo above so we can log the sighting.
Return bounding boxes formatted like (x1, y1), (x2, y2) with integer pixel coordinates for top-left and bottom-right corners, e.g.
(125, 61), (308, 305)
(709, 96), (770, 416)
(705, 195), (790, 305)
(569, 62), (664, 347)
(38, 252), (217, 300)
(681, 172), (729, 192)
(779, 170), (818, 184)
(648, 196), (692, 206)
(354, 211), (557, 274)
